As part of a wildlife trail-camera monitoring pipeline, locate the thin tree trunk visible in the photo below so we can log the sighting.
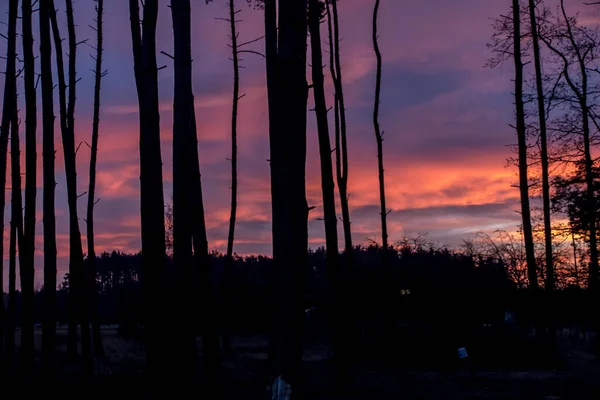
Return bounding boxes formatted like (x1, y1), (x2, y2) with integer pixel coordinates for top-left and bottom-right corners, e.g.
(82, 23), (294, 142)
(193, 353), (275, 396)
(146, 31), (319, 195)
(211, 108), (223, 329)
(222, 0), (240, 359)
(63, 0), (92, 367)
(20, 0), (37, 371)
(263, 0), (280, 379)
(7, 206), (17, 366)
(11, 97), (25, 370)
(528, 0), (555, 353)
(0, 0), (18, 367)
(512, 0), (538, 291)
(372, 0), (389, 257)
(42, 0), (58, 373)
(268, 0), (309, 388)
(326, 0), (353, 255)
(24, 0), (39, 371)
(87, 0), (105, 358)
(308, 0), (348, 387)
(528, 0), (553, 291)
(128, 0), (170, 387)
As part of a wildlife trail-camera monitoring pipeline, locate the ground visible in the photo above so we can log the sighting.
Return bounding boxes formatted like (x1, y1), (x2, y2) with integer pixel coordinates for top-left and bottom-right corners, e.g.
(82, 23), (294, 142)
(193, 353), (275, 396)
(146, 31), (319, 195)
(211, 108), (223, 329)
(6, 327), (600, 399)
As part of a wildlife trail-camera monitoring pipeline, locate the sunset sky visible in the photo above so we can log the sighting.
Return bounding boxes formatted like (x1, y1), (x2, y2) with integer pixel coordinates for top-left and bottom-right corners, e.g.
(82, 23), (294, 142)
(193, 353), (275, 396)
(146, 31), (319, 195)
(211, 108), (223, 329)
(0, 0), (597, 287)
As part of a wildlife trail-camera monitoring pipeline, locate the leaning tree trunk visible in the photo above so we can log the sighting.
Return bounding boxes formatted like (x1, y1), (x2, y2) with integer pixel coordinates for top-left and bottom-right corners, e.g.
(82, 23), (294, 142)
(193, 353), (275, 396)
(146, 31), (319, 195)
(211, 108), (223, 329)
(222, 0), (240, 359)
(20, 0), (37, 371)
(87, 0), (105, 358)
(0, 0), (18, 366)
(128, 0), (170, 386)
(63, 0), (92, 367)
(308, 0), (348, 386)
(326, 0), (353, 256)
(372, 0), (389, 258)
(268, 0), (309, 389)
(512, 0), (538, 291)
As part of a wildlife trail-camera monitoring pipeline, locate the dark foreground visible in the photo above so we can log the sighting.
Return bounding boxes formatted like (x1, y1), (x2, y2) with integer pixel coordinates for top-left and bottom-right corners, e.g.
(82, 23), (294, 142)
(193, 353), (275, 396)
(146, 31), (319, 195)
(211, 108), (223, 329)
(3, 328), (600, 399)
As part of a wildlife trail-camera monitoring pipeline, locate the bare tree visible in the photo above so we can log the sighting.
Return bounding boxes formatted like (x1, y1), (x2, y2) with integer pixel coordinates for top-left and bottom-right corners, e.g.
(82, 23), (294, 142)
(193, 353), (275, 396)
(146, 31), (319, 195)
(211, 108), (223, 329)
(326, 0), (353, 255)
(128, 0), (170, 384)
(87, 0), (105, 358)
(0, 0), (18, 365)
(372, 0), (389, 256)
(20, 0), (37, 370)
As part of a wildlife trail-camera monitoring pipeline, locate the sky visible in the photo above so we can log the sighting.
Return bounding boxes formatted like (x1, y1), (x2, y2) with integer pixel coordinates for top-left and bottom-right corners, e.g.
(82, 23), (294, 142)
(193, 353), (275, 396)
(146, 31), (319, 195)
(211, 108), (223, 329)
(0, 0), (598, 288)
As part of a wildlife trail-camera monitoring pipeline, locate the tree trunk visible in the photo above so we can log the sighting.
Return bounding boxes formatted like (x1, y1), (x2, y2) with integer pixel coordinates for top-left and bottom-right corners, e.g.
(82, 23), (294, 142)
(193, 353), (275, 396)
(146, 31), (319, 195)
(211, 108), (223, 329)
(528, 0), (553, 292)
(528, 0), (555, 353)
(87, 0), (105, 358)
(268, 0), (309, 389)
(372, 0), (389, 257)
(42, 0), (58, 373)
(128, 0), (170, 387)
(308, 0), (348, 387)
(326, 0), (353, 256)
(7, 206), (17, 366)
(0, 0), (18, 367)
(512, 0), (538, 291)
(170, 0), (197, 384)
(222, 0), (240, 360)
(11, 95), (26, 368)
(63, 0), (92, 368)
(20, 0), (37, 371)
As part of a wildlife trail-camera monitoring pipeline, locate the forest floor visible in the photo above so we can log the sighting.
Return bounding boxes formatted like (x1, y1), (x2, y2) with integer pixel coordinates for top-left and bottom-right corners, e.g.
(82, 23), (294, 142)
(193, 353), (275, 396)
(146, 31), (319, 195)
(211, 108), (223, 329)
(7, 327), (600, 399)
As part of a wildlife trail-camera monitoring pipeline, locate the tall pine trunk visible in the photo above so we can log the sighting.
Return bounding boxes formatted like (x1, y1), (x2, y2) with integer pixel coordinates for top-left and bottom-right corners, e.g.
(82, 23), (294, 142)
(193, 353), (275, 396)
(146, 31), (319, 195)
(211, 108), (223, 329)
(128, 0), (170, 386)
(528, 0), (553, 292)
(170, 0), (197, 383)
(222, 0), (240, 359)
(268, 0), (309, 389)
(20, 0), (37, 370)
(11, 96), (25, 369)
(42, 0), (58, 372)
(326, 0), (353, 256)
(87, 0), (105, 358)
(372, 0), (389, 257)
(308, 0), (348, 386)
(512, 0), (538, 291)
(62, 0), (92, 366)
(0, 0), (18, 366)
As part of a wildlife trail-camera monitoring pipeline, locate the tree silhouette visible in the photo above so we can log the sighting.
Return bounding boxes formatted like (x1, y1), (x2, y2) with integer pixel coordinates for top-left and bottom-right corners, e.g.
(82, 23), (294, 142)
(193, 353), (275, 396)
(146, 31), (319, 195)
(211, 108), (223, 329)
(87, 0), (106, 358)
(43, 0), (59, 372)
(266, 0), (309, 390)
(308, 0), (349, 387)
(326, 0), (353, 257)
(372, 0), (390, 258)
(222, 0), (242, 360)
(0, 0), (18, 366)
(128, 0), (169, 386)
(19, 0), (37, 372)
